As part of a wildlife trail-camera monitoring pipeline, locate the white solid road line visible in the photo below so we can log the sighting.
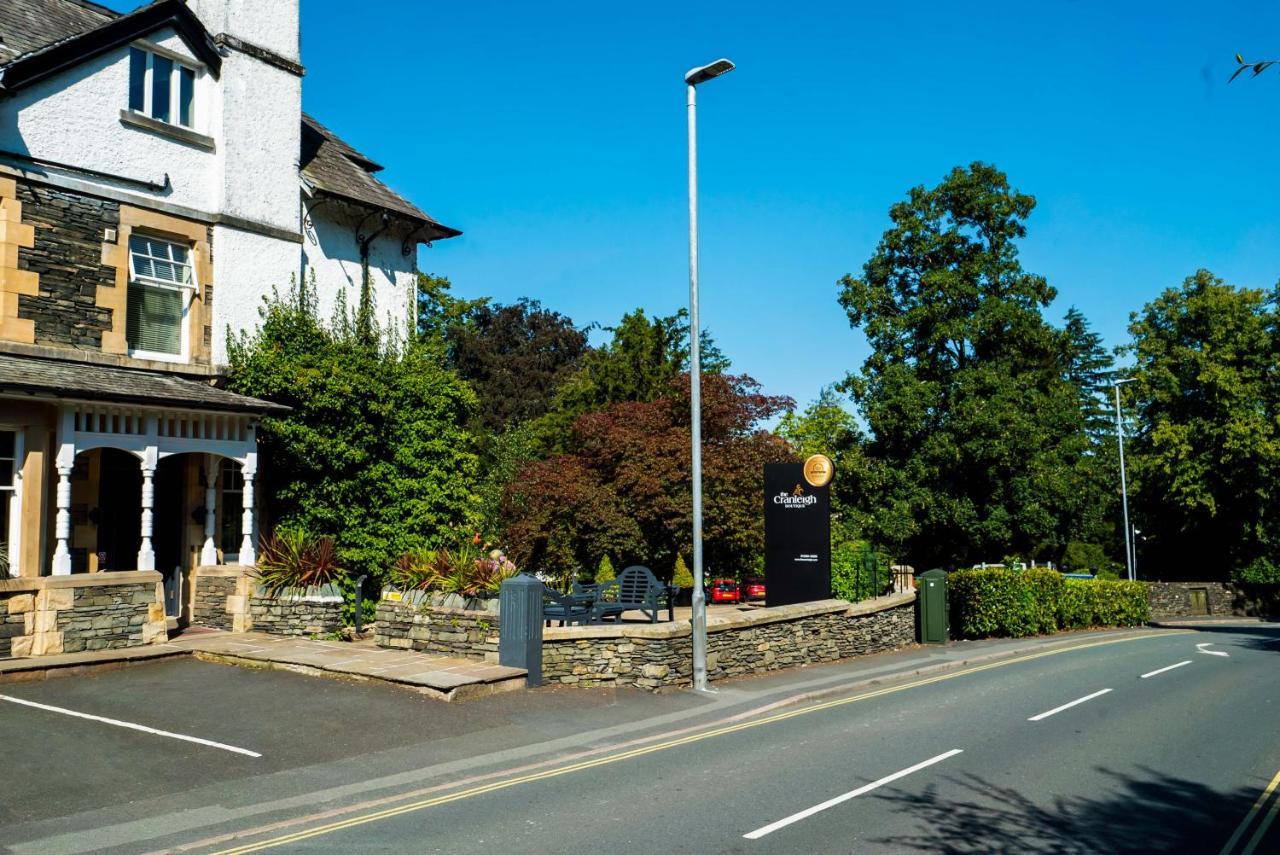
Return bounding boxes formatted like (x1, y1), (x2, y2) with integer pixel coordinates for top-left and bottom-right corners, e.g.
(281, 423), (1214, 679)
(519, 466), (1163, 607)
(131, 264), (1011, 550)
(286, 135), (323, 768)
(0, 694), (262, 757)
(743, 749), (964, 840)
(1140, 660), (1193, 679)
(1027, 688), (1113, 722)
(1197, 643), (1230, 658)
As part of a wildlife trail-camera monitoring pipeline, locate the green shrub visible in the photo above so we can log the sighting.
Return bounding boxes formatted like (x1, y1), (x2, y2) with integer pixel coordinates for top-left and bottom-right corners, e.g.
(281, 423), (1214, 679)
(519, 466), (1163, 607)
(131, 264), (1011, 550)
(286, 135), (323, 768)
(671, 555), (694, 589)
(951, 568), (1149, 638)
(949, 568), (1035, 637)
(832, 539), (891, 601)
(1233, 557), (1280, 585)
(1023, 568), (1065, 634)
(595, 555), (616, 584)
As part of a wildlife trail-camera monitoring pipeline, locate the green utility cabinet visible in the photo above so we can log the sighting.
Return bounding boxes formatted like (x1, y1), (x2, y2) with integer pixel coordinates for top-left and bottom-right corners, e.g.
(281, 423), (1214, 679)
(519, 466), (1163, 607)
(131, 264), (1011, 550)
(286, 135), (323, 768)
(917, 569), (949, 644)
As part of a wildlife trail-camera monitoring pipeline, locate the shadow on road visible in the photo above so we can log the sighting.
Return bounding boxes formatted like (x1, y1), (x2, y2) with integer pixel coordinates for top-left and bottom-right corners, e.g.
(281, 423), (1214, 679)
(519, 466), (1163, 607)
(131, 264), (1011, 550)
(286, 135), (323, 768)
(1178, 623), (1280, 653)
(872, 766), (1263, 854)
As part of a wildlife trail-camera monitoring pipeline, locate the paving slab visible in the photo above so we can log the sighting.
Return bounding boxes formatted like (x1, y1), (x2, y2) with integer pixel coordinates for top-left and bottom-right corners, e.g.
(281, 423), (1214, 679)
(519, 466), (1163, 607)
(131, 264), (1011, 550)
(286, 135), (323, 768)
(169, 631), (527, 700)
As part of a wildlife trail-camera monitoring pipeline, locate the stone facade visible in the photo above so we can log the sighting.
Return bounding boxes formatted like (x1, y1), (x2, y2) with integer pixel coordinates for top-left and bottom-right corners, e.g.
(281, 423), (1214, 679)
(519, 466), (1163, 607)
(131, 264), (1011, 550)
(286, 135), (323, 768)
(0, 571), (167, 658)
(247, 595), (343, 637)
(375, 601), (499, 661)
(15, 181), (118, 350)
(1147, 580), (1279, 618)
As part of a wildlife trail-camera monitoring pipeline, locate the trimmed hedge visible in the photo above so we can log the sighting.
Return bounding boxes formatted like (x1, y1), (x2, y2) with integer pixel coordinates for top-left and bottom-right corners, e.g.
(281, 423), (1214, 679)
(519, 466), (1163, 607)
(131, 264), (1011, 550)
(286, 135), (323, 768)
(949, 568), (1148, 639)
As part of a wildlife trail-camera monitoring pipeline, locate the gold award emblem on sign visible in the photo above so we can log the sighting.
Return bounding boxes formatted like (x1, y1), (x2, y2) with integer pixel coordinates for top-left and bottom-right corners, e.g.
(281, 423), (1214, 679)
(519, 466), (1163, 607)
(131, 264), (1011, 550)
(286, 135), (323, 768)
(802, 454), (834, 488)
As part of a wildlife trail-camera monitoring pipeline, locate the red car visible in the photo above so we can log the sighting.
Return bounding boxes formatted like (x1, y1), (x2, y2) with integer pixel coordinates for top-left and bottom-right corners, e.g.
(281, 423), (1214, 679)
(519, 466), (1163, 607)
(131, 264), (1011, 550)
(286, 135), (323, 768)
(743, 577), (766, 601)
(708, 578), (741, 604)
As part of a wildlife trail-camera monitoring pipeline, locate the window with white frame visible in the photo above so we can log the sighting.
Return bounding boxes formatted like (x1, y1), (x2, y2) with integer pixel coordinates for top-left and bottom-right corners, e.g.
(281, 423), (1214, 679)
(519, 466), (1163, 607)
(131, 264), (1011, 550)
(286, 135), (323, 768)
(0, 430), (17, 576)
(128, 45), (199, 129)
(127, 234), (195, 358)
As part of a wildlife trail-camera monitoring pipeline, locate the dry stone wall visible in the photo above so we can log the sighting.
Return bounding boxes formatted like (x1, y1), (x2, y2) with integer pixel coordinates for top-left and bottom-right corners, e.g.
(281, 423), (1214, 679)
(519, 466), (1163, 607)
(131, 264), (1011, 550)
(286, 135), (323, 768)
(542, 597), (917, 691)
(1147, 580), (1278, 618)
(375, 601), (499, 661)
(247, 595), (343, 637)
(192, 574), (237, 631)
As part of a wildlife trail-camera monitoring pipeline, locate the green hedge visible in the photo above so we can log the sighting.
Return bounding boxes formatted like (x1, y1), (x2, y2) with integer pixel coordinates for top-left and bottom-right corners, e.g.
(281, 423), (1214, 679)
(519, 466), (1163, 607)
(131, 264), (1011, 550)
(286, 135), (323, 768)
(949, 568), (1148, 639)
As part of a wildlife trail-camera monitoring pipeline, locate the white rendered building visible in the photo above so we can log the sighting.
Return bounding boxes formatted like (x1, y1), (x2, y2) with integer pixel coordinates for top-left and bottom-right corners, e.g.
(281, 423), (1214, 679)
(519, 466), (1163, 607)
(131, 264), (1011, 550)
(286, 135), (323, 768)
(0, 0), (459, 622)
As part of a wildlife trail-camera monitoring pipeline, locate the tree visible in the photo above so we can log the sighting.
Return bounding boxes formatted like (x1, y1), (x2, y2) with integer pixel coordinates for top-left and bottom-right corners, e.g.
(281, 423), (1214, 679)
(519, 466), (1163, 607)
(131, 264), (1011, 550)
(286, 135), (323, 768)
(502, 374), (792, 581)
(1230, 53), (1278, 82)
(447, 298), (588, 432)
(530, 308), (728, 452)
(227, 279), (480, 581)
(1125, 270), (1280, 579)
(837, 163), (1097, 568)
(1062, 307), (1116, 442)
(776, 385), (867, 521)
(415, 272), (486, 349)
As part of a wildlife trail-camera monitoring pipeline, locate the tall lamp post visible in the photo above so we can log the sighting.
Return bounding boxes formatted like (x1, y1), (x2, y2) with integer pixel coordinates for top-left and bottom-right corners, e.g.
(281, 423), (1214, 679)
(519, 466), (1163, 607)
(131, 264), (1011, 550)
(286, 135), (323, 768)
(1113, 378), (1136, 581)
(686, 57), (734, 693)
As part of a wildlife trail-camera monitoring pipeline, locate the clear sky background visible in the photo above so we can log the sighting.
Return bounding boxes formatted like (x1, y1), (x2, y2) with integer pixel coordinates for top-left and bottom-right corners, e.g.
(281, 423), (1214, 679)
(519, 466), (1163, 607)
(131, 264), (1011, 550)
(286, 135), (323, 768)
(116, 1), (1280, 410)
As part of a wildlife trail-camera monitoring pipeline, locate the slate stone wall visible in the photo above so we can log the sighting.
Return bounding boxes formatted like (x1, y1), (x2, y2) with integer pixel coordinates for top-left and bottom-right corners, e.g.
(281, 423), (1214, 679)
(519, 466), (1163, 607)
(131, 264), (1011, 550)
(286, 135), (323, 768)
(375, 596), (917, 692)
(248, 596), (343, 637)
(0, 573), (167, 659)
(542, 601), (917, 691)
(375, 601), (499, 661)
(58, 582), (164, 653)
(1148, 581), (1279, 618)
(193, 575), (236, 630)
(15, 181), (118, 350)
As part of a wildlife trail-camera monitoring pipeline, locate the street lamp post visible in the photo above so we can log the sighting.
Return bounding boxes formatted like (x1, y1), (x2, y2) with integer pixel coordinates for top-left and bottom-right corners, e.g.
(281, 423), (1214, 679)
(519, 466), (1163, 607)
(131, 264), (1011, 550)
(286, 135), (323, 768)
(1113, 378), (1136, 581)
(686, 57), (734, 693)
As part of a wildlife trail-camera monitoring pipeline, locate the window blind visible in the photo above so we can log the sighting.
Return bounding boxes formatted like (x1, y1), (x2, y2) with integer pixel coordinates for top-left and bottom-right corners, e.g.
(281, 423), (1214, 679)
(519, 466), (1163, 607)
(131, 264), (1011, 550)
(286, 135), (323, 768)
(126, 283), (183, 355)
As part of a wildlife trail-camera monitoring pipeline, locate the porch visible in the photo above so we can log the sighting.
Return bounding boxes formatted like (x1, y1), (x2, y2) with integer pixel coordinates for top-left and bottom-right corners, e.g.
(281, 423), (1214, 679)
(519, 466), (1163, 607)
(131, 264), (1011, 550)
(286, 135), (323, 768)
(1, 351), (286, 627)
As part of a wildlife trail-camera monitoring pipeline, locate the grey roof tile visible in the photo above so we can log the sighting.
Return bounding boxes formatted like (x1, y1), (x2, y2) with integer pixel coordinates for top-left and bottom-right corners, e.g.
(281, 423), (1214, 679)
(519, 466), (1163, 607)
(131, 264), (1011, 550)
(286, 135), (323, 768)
(0, 0), (115, 64)
(0, 353), (288, 414)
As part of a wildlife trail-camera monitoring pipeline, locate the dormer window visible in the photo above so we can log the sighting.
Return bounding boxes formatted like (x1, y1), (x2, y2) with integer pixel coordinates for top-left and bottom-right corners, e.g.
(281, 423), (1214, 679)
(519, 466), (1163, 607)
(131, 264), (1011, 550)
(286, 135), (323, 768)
(128, 46), (198, 129)
(126, 234), (196, 360)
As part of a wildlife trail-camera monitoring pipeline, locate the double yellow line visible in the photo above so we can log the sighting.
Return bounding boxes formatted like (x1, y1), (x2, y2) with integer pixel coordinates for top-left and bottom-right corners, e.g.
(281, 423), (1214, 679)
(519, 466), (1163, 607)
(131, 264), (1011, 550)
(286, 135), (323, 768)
(213, 631), (1183, 854)
(1221, 767), (1280, 855)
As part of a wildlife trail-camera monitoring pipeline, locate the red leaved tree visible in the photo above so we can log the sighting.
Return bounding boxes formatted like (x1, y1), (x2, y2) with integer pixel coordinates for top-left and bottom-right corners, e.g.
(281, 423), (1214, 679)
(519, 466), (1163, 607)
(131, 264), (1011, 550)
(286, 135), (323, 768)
(501, 374), (793, 582)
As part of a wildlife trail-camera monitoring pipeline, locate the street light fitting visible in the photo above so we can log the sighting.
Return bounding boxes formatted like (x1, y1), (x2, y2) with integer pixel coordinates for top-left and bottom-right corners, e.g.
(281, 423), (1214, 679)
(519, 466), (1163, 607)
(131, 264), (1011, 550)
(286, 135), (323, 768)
(685, 58), (735, 85)
(1113, 377), (1135, 386)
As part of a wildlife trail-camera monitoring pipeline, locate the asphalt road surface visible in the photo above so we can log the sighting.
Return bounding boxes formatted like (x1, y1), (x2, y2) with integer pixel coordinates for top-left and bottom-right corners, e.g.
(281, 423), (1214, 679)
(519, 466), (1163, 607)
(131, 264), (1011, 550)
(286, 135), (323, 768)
(2, 624), (1277, 854)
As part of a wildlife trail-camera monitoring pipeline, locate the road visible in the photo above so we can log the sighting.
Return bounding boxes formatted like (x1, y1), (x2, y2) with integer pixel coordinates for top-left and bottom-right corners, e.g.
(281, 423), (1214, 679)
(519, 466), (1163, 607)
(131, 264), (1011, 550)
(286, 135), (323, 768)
(2, 624), (1277, 853)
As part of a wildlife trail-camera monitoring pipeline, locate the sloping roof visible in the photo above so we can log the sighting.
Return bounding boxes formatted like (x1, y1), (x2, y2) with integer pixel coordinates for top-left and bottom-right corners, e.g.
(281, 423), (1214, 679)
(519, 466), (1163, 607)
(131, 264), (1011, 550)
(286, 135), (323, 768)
(0, 353), (289, 414)
(0, 0), (114, 64)
(0, 0), (220, 93)
(0, 1), (458, 241)
(300, 114), (461, 239)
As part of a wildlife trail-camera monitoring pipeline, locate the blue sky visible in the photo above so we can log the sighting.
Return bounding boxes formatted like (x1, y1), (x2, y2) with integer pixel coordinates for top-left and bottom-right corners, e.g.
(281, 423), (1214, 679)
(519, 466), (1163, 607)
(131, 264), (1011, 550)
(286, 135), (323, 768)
(116, 0), (1280, 410)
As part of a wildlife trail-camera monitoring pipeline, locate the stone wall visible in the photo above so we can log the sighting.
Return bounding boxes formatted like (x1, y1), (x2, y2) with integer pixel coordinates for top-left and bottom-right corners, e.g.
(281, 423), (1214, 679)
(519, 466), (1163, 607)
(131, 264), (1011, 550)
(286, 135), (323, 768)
(15, 181), (118, 350)
(375, 601), (499, 661)
(248, 595), (343, 637)
(192, 574), (238, 631)
(0, 571), (167, 658)
(1148, 580), (1279, 618)
(374, 592), (918, 692)
(542, 596), (917, 691)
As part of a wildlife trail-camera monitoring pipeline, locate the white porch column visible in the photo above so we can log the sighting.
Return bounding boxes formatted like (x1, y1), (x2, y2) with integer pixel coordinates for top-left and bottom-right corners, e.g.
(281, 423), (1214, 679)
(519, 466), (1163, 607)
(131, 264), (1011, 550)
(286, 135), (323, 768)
(51, 461), (74, 576)
(52, 410), (76, 576)
(137, 447), (157, 572)
(238, 453), (257, 567)
(200, 454), (219, 565)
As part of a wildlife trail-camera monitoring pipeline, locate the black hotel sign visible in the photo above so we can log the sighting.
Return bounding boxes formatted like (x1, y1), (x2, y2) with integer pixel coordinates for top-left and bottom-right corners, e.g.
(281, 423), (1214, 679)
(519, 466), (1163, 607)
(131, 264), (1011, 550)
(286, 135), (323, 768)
(764, 461), (831, 606)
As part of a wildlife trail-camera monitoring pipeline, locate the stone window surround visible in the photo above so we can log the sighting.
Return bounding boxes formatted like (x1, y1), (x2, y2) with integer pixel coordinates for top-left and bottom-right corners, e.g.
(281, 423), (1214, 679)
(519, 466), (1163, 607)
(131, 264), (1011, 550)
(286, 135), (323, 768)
(100, 205), (213, 366)
(0, 176), (38, 345)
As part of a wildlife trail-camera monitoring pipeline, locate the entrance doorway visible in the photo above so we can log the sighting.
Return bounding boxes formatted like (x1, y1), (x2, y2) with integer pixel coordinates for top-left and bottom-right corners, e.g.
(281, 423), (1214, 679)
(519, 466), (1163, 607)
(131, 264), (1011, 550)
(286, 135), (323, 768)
(96, 449), (141, 572)
(154, 455), (186, 617)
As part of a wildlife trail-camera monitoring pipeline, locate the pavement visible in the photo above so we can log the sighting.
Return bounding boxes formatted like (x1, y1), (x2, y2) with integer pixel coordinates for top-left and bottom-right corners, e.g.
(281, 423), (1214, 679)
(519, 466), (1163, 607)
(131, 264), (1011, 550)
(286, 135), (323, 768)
(1, 623), (1277, 853)
(0, 629), (527, 701)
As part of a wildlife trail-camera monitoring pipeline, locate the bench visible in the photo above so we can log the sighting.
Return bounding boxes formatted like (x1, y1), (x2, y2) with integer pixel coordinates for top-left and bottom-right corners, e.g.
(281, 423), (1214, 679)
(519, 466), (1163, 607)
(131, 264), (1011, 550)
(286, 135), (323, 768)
(589, 565), (676, 624)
